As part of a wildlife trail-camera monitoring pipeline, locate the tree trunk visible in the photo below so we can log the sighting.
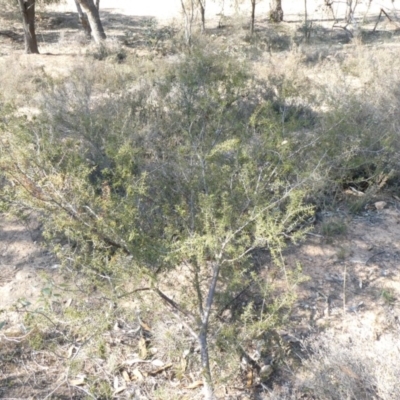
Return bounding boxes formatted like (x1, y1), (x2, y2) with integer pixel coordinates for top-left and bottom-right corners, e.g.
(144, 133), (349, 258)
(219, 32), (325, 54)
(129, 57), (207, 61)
(199, 327), (215, 400)
(250, 0), (256, 35)
(345, 0), (353, 23)
(74, 0), (91, 38)
(198, 0), (206, 33)
(181, 0), (195, 46)
(197, 262), (220, 400)
(269, 0), (283, 22)
(304, 0), (309, 40)
(304, 0), (308, 27)
(95, 0), (100, 10)
(76, 0), (106, 43)
(17, 0), (39, 54)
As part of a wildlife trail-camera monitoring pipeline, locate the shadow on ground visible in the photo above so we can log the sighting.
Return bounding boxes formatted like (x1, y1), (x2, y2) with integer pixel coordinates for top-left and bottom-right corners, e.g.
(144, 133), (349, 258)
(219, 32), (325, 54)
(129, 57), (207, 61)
(2, 8), (400, 57)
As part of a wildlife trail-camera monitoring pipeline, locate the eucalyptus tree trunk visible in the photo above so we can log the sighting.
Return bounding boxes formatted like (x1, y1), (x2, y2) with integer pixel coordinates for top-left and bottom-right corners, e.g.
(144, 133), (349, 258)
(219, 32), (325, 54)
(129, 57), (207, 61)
(345, 0), (353, 23)
(250, 0), (256, 35)
(17, 0), (39, 54)
(76, 0), (106, 43)
(324, 0), (337, 22)
(304, 0), (308, 27)
(269, 0), (283, 22)
(74, 0), (91, 38)
(198, 0), (206, 33)
(181, 0), (195, 46)
(304, 0), (309, 40)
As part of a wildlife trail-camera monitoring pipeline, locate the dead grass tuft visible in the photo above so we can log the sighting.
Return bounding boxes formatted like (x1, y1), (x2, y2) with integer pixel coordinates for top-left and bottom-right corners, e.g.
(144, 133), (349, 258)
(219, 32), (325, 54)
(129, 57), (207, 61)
(298, 329), (400, 400)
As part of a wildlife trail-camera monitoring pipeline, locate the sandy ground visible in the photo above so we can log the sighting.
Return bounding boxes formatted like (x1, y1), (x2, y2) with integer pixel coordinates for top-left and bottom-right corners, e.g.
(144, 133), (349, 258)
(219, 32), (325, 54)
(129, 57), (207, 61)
(0, 217), (57, 330)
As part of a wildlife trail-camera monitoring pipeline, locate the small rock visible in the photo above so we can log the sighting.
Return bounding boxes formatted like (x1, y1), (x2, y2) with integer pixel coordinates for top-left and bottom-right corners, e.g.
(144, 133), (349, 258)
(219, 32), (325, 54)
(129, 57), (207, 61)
(374, 201), (387, 210)
(260, 364), (273, 380)
(149, 347), (158, 355)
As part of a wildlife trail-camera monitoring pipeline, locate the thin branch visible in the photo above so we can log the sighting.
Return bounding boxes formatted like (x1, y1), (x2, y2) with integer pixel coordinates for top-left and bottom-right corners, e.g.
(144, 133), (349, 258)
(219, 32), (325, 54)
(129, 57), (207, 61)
(223, 245), (256, 264)
(216, 280), (254, 319)
(117, 287), (152, 299)
(202, 262), (221, 325)
(219, 179), (305, 255)
(365, 251), (385, 265)
(192, 264), (205, 319)
(154, 288), (198, 340)
(43, 378), (67, 400)
(10, 165), (132, 255)
(1, 328), (37, 342)
(154, 288), (196, 324)
(373, 8), (393, 32)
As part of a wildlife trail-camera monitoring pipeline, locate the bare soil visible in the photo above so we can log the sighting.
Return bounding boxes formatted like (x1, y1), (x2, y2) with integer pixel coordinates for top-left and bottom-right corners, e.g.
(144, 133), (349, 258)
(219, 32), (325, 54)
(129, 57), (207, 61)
(290, 201), (400, 338)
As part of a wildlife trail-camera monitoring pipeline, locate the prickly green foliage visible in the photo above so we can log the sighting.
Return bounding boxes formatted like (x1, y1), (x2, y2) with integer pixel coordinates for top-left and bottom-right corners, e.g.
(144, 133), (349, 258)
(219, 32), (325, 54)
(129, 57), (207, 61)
(0, 48), (313, 387)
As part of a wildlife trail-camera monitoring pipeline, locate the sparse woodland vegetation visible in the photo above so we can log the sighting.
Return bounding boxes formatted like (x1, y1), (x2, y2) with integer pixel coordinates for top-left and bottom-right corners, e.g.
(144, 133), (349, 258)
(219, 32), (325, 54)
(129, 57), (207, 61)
(1, 0), (400, 399)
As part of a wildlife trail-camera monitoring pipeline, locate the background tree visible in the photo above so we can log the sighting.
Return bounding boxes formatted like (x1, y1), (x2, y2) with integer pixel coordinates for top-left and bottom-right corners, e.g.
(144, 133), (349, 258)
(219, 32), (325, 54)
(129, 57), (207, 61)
(13, 0), (104, 54)
(304, 0), (310, 40)
(270, 0), (283, 22)
(345, 0), (362, 23)
(197, 0), (206, 33)
(17, 0), (39, 54)
(74, 0), (91, 38)
(75, 0), (106, 43)
(181, 0), (196, 45)
(324, 0), (338, 22)
(74, 0), (101, 40)
(346, 0), (353, 22)
(250, 0), (256, 34)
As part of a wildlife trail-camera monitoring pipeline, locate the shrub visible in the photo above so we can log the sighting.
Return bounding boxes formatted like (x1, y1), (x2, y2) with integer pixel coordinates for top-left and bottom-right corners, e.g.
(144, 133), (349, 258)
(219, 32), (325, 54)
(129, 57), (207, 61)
(0, 46), (313, 396)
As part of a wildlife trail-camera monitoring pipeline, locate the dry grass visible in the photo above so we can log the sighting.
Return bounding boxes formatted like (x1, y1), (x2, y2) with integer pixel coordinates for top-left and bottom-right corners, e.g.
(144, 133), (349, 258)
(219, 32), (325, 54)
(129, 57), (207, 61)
(297, 329), (400, 400)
